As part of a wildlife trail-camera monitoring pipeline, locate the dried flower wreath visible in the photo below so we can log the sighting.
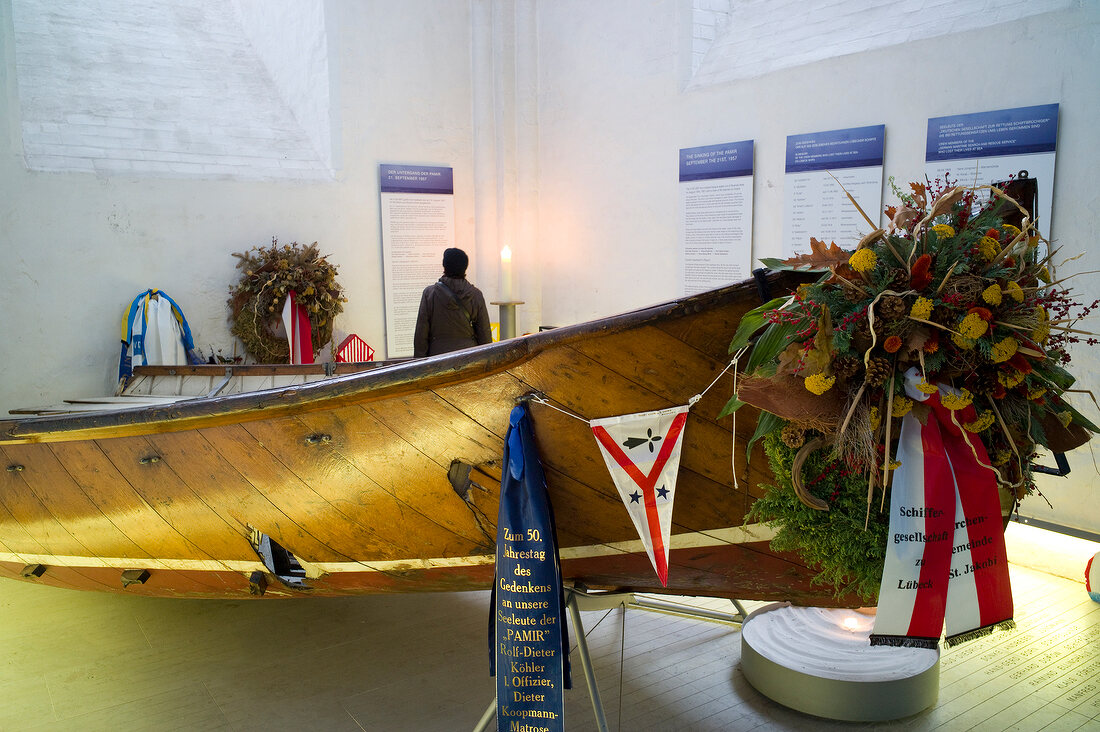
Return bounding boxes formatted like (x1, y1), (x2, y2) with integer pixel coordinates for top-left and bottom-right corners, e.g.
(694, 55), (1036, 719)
(227, 239), (346, 363)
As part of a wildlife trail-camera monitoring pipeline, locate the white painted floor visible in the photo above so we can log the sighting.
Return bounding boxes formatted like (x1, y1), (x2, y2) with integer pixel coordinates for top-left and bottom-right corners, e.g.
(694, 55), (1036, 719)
(0, 563), (1097, 731)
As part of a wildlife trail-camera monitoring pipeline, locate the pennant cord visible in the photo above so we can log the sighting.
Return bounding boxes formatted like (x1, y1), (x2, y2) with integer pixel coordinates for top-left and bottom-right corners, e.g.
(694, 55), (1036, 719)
(527, 394), (589, 423)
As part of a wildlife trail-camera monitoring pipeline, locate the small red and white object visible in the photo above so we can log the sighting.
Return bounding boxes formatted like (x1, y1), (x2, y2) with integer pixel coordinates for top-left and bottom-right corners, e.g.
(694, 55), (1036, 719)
(282, 290), (314, 364)
(335, 334), (374, 363)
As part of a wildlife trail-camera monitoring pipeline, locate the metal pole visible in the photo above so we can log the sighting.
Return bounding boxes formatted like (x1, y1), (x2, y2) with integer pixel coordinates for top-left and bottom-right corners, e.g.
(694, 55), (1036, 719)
(472, 696), (496, 732)
(567, 593), (610, 732)
(627, 595), (745, 624)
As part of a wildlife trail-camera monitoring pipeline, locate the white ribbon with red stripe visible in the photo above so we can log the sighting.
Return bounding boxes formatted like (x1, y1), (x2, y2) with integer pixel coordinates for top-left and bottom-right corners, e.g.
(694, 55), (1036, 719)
(590, 405), (690, 586)
(281, 290), (314, 365)
(871, 368), (1014, 648)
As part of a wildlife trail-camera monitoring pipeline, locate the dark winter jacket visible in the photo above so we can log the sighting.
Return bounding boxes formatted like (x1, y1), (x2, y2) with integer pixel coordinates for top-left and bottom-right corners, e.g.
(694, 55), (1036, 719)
(412, 276), (493, 357)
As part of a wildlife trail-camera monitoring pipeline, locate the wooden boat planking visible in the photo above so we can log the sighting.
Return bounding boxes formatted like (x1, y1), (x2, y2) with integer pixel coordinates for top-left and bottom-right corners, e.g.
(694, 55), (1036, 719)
(0, 270), (856, 604)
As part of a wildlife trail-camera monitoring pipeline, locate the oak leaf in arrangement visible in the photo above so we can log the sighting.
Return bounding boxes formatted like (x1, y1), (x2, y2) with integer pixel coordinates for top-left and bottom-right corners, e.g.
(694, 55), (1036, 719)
(910, 181), (927, 208)
(761, 237), (852, 272)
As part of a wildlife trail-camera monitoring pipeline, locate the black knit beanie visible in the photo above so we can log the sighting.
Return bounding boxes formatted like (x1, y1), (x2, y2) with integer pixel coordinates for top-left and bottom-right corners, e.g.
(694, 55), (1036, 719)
(442, 248), (468, 278)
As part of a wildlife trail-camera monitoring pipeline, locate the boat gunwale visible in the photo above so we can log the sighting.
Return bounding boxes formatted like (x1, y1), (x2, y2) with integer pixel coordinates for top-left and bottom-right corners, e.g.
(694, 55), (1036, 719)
(1, 274), (781, 445)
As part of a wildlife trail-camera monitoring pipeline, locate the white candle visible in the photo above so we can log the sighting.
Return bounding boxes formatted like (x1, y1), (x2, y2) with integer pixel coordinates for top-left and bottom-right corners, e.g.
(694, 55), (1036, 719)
(500, 245), (513, 300)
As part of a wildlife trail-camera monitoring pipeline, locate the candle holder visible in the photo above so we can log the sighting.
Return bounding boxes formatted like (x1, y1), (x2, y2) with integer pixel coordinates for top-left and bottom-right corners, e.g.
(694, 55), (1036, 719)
(490, 300), (525, 340)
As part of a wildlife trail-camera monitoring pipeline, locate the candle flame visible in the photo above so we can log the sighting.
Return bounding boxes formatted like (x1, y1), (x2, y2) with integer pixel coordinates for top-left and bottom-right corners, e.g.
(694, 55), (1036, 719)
(842, 616), (859, 632)
(501, 245), (512, 262)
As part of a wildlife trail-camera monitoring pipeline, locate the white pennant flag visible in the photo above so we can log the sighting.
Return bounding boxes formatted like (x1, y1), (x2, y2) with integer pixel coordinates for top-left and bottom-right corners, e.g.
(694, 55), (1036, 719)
(590, 405), (690, 586)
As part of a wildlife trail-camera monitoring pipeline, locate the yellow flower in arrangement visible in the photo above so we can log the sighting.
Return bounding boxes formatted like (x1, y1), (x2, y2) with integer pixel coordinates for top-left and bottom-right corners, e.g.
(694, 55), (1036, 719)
(1005, 281), (1024, 303)
(1032, 306), (1050, 343)
(891, 396), (914, 418)
(910, 296), (933, 320)
(931, 224), (955, 239)
(1057, 411), (1073, 428)
(957, 312), (989, 339)
(963, 410), (996, 433)
(886, 459), (902, 471)
(849, 248), (877, 273)
(992, 449), (1012, 466)
(1001, 224), (1021, 238)
(804, 372), (836, 395)
(978, 236), (1000, 261)
(869, 406), (881, 432)
(981, 284), (1003, 306)
(1028, 386), (1047, 401)
(990, 336), (1019, 364)
(940, 388), (974, 410)
(951, 333), (976, 349)
(999, 370), (1026, 389)
(915, 377), (939, 394)
(1038, 265), (1051, 282)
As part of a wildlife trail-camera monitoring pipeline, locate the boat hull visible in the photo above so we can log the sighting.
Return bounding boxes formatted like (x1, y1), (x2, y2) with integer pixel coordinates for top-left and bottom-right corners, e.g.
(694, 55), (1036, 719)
(0, 272), (855, 604)
(0, 538), (837, 604)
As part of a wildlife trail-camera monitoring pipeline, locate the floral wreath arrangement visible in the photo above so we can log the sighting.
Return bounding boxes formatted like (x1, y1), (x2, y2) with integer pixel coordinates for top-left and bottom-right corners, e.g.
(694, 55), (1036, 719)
(228, 238), (346, 363)
(727, 177), (1098, 600)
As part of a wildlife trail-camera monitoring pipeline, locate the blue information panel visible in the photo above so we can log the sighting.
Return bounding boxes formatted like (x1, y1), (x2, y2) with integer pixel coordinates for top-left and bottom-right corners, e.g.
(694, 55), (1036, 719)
(491, 404), (569, 731)
(678, 140), (755, 295)
(379, 163), (454, 194)
(926, 104), (1058, 161)
(785, 124), (885, 173)
(782, 125), (885, 257)
(678, 140), (754, 182)
(378, 163), (456, 357)
(924, 104), (1059, 238)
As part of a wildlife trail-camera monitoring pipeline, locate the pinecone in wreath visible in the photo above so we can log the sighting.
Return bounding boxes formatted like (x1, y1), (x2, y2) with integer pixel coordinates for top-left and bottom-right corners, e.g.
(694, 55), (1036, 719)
(886, 268), (910, 292)
(877, 294), (908, 321)
(854, 314), (884, 340)
(834, 354), (862, 381)
(931, 303), (957, 325)
(781, 423), (806, 448)
(865, 356), (892, 387)
(842, 282), (869, 303)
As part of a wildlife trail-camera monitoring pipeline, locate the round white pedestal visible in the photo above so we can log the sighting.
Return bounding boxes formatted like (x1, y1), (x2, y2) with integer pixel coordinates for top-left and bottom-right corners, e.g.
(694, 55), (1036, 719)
(741, 603), (939, 721)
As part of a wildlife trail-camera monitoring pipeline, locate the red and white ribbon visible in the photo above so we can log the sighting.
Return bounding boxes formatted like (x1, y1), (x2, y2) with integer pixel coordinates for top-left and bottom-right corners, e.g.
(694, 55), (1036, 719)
(281, 290), (314, 365)
(871, 368), (1014, 648)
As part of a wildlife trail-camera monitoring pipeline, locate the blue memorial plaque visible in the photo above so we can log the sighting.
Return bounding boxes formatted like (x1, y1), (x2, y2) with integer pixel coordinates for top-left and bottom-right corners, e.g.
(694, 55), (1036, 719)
(379, 163), (454, 194)
(785, 125), (885, 173)
(679, 140), (754, 182)
(491, 404), (570, 731)
(926, 104), (1058, 162)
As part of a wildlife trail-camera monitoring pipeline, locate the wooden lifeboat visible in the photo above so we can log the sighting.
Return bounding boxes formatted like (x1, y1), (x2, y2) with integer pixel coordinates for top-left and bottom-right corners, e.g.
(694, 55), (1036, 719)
(0, 270), (855, 604)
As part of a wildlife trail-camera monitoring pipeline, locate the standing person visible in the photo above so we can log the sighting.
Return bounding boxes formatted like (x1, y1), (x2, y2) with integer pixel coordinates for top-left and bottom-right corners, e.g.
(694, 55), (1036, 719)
(413, 248), (493, 357)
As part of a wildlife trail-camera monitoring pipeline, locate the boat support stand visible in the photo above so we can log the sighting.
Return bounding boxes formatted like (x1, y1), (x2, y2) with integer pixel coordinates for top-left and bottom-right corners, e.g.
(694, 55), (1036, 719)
(474, 585), (748, 732)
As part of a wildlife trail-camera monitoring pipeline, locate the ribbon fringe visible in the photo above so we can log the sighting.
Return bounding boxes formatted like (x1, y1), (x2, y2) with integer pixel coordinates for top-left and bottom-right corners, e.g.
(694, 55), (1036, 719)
(944, 619), (1016, 648)
(868, 634), (940, 650)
